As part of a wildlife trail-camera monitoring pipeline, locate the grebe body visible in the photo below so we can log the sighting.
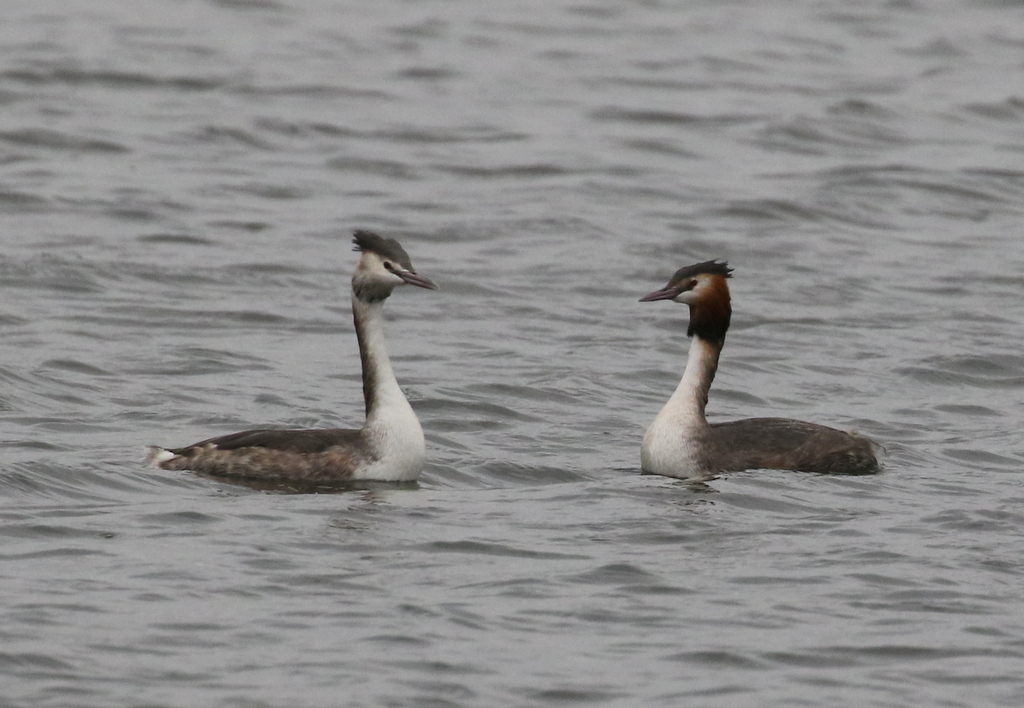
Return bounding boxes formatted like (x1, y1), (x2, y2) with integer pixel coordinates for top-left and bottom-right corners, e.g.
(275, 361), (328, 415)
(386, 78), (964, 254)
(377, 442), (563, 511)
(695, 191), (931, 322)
(640, 261), (878, 479)
(147, 230), (438, 482)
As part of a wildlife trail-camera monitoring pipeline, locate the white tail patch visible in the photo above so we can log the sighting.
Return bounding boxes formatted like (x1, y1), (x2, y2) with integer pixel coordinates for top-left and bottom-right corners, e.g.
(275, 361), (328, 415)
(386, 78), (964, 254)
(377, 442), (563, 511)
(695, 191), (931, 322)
(145, 446), (176, 468)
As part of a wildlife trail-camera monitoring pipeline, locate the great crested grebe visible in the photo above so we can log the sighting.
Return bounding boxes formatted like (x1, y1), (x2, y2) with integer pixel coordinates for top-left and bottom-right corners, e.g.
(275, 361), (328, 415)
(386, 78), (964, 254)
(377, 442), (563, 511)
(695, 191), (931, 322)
(146, 230), (438, 482)
(639, 260), (878, 479)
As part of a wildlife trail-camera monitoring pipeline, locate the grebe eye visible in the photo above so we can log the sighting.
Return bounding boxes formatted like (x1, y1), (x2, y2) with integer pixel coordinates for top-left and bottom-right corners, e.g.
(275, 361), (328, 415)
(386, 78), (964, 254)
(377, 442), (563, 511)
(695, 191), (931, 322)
(383, 261), (395, 271)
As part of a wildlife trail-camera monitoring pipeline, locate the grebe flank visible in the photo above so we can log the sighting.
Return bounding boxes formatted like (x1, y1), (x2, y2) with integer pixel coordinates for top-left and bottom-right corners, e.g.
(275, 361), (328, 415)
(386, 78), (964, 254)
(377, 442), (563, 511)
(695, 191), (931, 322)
(639, 261), (878, 479)
(146, 230), (438, 482)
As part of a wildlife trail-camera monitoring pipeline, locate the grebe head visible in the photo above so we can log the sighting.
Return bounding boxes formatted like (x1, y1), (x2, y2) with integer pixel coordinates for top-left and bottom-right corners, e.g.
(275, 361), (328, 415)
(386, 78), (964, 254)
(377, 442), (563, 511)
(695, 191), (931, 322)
(641, 260), (732, 342)
(352, 230), (438, 302)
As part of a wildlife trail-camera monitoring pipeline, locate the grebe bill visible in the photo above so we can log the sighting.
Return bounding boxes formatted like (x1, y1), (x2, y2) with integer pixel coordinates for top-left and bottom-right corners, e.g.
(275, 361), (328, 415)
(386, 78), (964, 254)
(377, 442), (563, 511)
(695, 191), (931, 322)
(146, 230), (438, 482)
(639, 260), (879, 479)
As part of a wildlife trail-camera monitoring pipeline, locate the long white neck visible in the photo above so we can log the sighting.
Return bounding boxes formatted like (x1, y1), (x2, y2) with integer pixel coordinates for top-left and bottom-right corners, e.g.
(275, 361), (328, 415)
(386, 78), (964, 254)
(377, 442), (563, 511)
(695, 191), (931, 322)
(641, 335), (722, 478)
(352, 295), (414, 425)
(665, 335), (721, 429)
(350, 294), (426, 480)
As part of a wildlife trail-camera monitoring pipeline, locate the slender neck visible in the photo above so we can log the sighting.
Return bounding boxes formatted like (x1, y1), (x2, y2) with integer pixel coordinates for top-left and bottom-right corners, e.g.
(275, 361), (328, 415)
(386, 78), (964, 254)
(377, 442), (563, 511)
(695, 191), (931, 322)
(351, 294), (409, 422)
(666, 334), (722, 428)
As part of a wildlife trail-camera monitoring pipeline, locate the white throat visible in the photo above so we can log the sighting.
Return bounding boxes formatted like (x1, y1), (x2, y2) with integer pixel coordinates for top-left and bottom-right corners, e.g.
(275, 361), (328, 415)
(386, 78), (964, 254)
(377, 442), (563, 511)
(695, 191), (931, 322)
(641, 336), (720, 479)
(352, 295), (426, 480)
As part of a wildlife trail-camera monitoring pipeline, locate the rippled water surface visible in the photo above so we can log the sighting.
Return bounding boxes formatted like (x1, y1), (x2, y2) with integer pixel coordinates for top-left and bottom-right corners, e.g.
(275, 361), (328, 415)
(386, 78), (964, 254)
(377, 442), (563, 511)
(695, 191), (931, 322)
(4, 1), (1024, 706)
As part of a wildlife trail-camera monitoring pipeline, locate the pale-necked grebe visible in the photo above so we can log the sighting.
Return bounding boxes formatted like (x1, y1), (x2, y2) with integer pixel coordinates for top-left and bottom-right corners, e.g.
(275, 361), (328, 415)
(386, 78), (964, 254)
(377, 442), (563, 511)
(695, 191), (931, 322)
(146, 230), (438, 482)
(639, 261), (878, 479)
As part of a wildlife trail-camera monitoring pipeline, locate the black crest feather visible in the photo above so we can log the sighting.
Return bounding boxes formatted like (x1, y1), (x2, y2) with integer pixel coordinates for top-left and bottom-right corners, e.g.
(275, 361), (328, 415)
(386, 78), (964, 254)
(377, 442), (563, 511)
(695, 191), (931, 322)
(352, 230), (414, 270)
(669, 260), (732, 285)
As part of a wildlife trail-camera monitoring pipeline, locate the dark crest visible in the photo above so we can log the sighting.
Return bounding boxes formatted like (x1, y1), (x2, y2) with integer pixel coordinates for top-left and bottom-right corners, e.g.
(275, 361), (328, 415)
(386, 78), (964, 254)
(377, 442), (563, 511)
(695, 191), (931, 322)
(352, 230), (414, 270)
(670, 260), (732, 286)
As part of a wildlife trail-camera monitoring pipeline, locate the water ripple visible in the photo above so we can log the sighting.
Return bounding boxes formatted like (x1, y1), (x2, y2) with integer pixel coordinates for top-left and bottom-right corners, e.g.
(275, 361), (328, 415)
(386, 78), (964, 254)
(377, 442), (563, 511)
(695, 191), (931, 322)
(2, 1), (1024, 706)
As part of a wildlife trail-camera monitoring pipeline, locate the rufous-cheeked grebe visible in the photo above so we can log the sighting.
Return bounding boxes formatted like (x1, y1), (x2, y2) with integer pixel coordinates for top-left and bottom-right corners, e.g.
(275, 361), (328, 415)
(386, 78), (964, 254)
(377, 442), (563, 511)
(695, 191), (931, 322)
(146, 230), (438, 482)
(639, 260), (878, 479)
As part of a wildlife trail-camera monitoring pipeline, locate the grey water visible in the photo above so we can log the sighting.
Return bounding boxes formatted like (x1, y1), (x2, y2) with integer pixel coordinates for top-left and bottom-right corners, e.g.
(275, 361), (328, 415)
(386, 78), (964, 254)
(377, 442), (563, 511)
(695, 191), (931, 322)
(2, 0), (1024, 706)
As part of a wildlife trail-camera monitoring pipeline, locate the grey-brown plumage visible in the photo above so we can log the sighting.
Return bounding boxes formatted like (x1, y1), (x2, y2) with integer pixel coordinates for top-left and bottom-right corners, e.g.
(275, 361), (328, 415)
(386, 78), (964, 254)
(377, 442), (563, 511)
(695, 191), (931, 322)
(706, 419), (878, 475)
(640, 261), (879, 478)
(154, 428), (370, 480)
(147, 230), (438, 482)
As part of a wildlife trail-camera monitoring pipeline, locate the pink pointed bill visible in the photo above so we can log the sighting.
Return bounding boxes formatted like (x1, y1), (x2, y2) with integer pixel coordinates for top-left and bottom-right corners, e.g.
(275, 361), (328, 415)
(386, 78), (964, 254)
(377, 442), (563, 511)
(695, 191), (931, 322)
(639, 286), (681, 302)
(398, 270), (439, 290)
